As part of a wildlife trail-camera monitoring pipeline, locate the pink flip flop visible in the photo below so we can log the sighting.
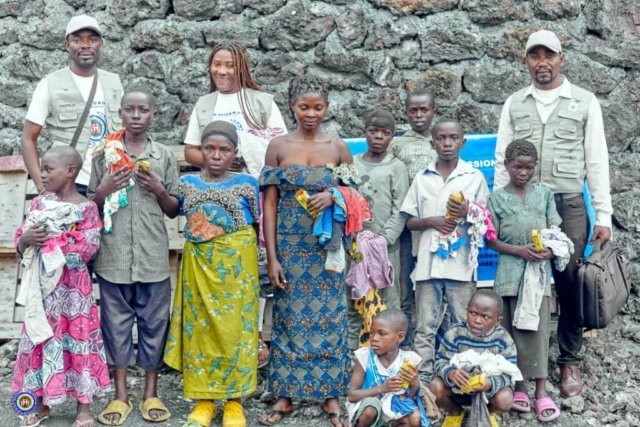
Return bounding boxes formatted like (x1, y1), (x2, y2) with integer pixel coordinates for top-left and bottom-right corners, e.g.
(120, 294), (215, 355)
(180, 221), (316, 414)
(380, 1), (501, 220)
(535, 397), (561, 422)
(512, 391), (531, 413)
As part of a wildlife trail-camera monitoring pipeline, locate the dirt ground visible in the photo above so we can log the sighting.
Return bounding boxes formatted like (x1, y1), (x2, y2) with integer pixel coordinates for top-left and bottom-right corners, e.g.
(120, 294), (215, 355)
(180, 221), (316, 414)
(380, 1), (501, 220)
(1, 314), (639, 427)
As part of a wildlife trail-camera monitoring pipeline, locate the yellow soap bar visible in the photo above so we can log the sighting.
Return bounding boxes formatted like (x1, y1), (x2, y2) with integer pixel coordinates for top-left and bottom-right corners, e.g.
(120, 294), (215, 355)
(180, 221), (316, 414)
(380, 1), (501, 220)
(294, 188), (318, 218)
(445, 191), (464, 219)
(460, 373), (487, 394)
(532, 229), (544, 252)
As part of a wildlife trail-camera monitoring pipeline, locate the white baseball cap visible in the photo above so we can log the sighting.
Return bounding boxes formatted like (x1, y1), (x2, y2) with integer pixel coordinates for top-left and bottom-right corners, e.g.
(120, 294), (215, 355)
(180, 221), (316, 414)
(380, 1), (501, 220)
(525, 30), (562, 54)
(65, 15), (102, 37)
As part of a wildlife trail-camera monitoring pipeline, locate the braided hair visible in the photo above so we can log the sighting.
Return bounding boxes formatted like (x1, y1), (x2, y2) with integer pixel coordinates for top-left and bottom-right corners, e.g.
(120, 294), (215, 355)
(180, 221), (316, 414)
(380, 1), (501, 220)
(505, 139), (538, 163)
(207, 42), (265, 130)
(288, 74), (329, 104)
(287, 75), (329, 123)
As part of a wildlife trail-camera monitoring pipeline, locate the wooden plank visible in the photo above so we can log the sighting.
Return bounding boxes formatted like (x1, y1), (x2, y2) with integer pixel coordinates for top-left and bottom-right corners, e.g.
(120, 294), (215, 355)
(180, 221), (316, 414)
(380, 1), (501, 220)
(0, 170), (28, 249)
(0, 322), (22, 340)
(169, 250), (180, 297)
(171, 144), (186, 168)
(0, 155), (26, 172)
(26, 179), (38, 197)
(13, 305), (24, 323)
(0, 256), (19, 323)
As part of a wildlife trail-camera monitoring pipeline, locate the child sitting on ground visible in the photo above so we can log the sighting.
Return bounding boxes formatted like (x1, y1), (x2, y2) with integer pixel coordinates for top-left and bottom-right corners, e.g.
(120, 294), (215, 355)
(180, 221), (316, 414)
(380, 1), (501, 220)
(347, 309), (426, 427)
(429, 290), (517, 427)
(13, 146), (110, 427)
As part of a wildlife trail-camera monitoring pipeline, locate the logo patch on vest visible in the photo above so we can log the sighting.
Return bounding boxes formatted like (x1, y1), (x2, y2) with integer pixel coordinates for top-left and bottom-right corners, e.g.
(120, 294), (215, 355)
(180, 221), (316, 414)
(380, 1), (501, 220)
(89, 113), (108, 143)
(567, 100), (580, 112)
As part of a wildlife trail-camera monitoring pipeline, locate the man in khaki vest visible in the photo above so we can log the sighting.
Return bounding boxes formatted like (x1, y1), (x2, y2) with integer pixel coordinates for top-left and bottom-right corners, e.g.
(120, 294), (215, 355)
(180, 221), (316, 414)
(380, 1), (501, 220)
(21, 14), (123, 195)
(494, 30), (613, 399)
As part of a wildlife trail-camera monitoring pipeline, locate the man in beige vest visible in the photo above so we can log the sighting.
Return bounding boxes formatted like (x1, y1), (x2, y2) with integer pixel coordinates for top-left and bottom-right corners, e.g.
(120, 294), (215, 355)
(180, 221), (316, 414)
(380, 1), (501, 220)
(21, 14), (123, 195)
(494, 30), (613, 399)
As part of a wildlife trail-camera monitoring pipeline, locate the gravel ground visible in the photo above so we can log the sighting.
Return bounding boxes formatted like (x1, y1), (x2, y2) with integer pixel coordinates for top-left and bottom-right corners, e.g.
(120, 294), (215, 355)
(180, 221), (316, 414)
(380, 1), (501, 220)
(1, 314), (639, 427)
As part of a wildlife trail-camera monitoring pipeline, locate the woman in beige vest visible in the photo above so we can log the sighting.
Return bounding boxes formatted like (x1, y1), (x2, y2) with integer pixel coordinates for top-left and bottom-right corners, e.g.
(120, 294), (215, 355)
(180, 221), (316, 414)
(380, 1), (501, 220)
(183, 42), (287, 178)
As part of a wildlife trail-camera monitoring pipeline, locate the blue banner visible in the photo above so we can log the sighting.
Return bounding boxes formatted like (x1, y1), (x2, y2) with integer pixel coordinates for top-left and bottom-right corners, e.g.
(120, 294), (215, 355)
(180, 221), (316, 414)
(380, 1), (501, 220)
(345, 135), (499, 284)
(346, 134), (595, 285)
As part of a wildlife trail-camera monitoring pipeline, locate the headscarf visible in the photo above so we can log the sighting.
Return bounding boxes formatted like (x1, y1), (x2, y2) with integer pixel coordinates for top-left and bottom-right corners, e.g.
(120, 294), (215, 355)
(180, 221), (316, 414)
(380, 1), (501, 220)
(201, 120), (239, 146)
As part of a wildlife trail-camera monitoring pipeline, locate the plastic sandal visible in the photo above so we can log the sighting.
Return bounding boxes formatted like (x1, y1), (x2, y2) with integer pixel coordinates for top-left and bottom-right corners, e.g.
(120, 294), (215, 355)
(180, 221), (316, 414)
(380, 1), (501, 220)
(72, 419), (95, 427)
(512, 391), (531, 412)
(222, 401), (246, 427)
(259, 409), (291, 426)
(19, 411), (49, 427)
(97, 400), (133, 426)
(441, 412), (465, 427)
(535, 397), (561, 422)
(139, 397), (172, 422)
(186, 400), (217, 427)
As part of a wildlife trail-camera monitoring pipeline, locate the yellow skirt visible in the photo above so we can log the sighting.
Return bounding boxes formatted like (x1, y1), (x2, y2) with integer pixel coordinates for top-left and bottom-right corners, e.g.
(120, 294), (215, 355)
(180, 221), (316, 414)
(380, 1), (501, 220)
(164, 226), (259, 399)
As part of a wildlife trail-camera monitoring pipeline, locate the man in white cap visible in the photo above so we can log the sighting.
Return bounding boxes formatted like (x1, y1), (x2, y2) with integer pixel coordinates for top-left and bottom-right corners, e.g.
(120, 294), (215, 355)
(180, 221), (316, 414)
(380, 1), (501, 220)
(21, 14), (123, 195)
(494, 29), (612, 401)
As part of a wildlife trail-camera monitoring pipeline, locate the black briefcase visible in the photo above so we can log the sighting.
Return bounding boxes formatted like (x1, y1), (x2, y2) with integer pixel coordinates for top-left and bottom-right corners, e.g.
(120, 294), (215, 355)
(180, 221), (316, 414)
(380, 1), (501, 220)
(576, 240), (631, 329)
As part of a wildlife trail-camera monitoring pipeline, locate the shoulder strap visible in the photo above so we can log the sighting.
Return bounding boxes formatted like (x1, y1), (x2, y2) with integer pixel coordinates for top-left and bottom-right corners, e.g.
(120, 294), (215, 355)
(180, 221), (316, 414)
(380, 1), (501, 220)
(70, 70), (99, 148)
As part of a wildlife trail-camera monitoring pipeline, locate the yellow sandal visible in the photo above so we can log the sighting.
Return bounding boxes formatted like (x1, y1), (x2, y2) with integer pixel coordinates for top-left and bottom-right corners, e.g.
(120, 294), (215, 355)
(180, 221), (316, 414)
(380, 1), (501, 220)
(441, 411), (465, 427)
(185, 400), (217, 427)
(222, 401), (246, 427)
(139, 397), (171, 422)
(97, 400), (133, 426)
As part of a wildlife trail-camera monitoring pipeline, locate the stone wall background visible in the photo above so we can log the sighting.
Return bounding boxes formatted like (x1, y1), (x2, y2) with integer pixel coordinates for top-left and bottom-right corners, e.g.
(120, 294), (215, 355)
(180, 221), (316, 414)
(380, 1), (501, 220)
(0, 0), (639, 309)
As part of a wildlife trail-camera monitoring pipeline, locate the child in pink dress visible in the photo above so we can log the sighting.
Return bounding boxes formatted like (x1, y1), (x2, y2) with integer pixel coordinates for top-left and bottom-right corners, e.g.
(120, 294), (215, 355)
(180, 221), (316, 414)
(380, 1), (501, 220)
(12, 146), (110, 427)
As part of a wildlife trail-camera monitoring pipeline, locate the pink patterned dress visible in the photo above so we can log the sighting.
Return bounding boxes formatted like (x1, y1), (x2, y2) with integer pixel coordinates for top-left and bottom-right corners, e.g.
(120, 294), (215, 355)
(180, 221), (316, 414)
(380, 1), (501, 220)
(12, 195), (110, 405)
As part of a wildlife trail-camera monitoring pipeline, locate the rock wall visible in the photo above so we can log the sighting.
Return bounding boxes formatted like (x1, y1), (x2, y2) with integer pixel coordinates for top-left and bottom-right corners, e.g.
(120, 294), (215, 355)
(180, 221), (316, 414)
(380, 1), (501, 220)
(0, 0), (639, 307)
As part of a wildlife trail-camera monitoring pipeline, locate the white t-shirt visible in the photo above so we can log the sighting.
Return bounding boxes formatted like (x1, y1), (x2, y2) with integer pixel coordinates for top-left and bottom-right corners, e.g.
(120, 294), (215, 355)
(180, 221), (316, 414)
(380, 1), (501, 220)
(26, 70), (108, 186)
(184, 91), (287, 178)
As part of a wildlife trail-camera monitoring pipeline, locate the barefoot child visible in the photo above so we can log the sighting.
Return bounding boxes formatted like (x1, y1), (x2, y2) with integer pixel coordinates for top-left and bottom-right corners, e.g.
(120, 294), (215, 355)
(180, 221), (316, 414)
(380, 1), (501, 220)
(88, 87), (179, 425)
(429, 290), (517, 427)
(486, 140), (563, 422)
(347, 309), (424, 427)
(13, 146), (110, 427)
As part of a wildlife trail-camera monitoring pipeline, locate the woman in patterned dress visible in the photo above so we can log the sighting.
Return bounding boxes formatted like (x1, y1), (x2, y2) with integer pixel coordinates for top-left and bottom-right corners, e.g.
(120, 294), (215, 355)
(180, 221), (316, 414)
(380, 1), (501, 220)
(259, 75), (354, 427)
(164, 121), (260, 427)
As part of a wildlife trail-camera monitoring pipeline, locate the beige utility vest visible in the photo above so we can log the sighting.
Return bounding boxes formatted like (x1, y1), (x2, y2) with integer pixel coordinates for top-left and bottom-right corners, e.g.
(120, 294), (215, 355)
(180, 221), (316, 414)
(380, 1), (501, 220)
(509, 84), (593, 194)
(194, 88), (273, 135)
(44, 67), (123, 159)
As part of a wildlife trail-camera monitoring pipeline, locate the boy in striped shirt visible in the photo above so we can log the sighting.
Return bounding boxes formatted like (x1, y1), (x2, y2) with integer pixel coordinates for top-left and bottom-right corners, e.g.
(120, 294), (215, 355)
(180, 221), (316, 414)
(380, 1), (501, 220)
(429, 290), (516, 426)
